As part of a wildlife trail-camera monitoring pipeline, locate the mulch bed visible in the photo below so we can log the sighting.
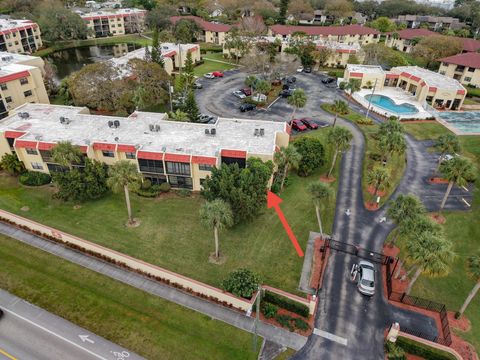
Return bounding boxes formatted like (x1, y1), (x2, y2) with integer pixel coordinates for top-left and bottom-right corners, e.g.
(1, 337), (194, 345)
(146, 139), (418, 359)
(367, 186), (386, 197)
(429, 213), (446, 224)
(254, 307), (314, 337)
(365, 202), (379, 210)
(428, 177), (449, 184)
(310, 236), (329, 290)
(319, 175), (336, 183)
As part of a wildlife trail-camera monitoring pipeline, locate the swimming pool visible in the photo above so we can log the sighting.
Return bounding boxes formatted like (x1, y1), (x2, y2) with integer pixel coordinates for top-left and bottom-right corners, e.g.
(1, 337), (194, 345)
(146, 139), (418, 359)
(437, 112), (480, 134)
(365, 94), (419, 115)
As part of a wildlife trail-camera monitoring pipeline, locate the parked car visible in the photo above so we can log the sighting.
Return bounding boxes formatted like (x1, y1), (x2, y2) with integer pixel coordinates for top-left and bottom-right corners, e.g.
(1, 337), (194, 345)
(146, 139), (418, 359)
(304, 67), (312, 73)
(296, 66), (304, 73)
(241, 88), (252, 96)
(440, 153), (457, 162)
(197, 114), (215, 123)
(252, 93), (267, 102)
(286, 76), (296, 84)
(0, 308), (3, 318)
(233, 90), (246, 99)
(279, 89), (294, 98)
(239, 103), (256, 112)
(299, 118), (319, 129)
(204, 72), (215, 79)
(212, 71), (224, 77)
(322, 77), (335, 84)
(193, 81), (203, 89)
(357, 261), (375, 296)
(289, 119), (307, 131)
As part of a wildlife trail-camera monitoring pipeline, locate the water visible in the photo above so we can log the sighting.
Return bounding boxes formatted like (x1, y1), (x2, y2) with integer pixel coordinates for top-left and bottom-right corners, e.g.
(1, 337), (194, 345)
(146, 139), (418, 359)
(437, 112), (480, 133)
(365, 94), (419, 115)
(46, 43), (142, 83)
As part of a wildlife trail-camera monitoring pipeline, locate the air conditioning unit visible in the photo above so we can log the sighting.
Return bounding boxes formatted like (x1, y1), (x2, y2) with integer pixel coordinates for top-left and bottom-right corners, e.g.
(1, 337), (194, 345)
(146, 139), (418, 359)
(149, 124), (155, 131)
(210, 128), (216, 136)
(108, 120), (114, 128)
(60, 116), (66, 124)
(114, 120), (120, 128)
(260, 128), (265, 136)
(155, 124), (160, 132)
(254, 128), (259, 136)
(205, 129), (210, 135)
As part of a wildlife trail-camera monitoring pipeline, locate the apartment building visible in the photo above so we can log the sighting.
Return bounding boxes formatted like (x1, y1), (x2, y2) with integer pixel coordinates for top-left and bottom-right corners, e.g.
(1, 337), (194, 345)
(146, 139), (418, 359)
(344, 64), (466, 110)
(393, 15), (465, 31)
(438, 52), (480, 88)
(268, 24), (380, 46)
(0, 104), (290, 191)
(170, 16), (232, 45)
(0, 19), (43, 54)
(0, 52), (49, 119)
(81, 8), (146, 38)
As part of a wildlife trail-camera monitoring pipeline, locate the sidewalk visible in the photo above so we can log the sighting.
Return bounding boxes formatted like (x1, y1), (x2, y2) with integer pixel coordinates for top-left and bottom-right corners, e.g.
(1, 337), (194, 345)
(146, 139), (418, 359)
(0, 221), (307, 351)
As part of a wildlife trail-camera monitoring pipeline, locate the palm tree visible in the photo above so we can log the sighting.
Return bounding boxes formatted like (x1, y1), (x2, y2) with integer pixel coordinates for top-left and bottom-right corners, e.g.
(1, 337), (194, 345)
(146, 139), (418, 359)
(274, 145), (302, 191)
(378, 131), (406, 163)
(457, 252), (480, 318)
(377, 117), (404, 137)
(404, 231), (455, 295)
(255, 80), (271, 98)
(0, 153), (25, 175)
(200, 199), (233, 259)
(287, 89), (307, 120)
(327, 126), (353, 178)
(366, 166), (390, 201)
(387, 194), (426, 246)
(346, 79), (361, 96)
(51, 141), (82, 170)
(308, 181), (333, 239)
(107, 161), (143, 225)
(245, 75), (257, 95)
(330, 99), (349, 127)
(434, 134), (461, 174)
(439, 157), (476, 211)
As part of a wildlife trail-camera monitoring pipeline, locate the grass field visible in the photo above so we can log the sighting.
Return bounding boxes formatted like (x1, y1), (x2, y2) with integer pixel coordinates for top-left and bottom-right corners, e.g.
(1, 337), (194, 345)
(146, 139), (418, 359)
(0, 129), (337, 295)
(395, 122), (480, 352)
(195, 52), (238, 76)
(402, 121), (454, 140)
(0, 234), (258, 360)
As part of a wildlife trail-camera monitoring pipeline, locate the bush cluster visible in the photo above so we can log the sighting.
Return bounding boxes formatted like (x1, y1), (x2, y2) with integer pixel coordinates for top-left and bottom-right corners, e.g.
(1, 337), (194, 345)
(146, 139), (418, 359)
(273, 313), (309, 332)
(261, 302), (277, 319)
(263, 291), (309, 318)
(19, 171), (51, 186)
(394, 337), (457, 360)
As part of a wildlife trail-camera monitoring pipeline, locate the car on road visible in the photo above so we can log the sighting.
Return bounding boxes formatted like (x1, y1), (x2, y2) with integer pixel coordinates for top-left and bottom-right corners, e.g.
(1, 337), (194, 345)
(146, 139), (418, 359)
(287, 76), (296, 84)
(212, 71), (224, 77)
(289, 119), (307, 131)
(279, 89), (293, 98)
(241, 88), (252, 96)
(197, 114), (215, 123)
(204, 72), (215, 79)
(239, 103), (256, 112)
(322, 77), (336, 84)
(357, 260), (375, 296)
(233, 90), (246, 99)
(193, 81), (203, 89)
(299, 118), (319, 130)
(296, 66), (304, 73)
(304, 67), (312, 73)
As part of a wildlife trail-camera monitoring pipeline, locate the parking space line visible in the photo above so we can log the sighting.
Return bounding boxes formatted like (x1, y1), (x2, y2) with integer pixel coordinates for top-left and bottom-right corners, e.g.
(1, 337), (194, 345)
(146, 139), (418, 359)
(313, 328), (348, 346)
(0, 347), (17, 360)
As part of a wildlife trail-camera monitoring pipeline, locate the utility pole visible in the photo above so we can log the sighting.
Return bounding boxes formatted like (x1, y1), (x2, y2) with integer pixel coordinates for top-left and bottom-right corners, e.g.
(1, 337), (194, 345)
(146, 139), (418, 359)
(365, 78), (378, 121)
(168, 80), (173, 112)
(253, 285), (261, 353)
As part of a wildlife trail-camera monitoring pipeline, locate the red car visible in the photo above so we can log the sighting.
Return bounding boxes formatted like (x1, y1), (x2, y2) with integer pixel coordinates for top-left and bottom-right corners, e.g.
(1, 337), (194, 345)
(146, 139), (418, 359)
(241, 88), (252, 96)
(299, 118), (319, 130)
(290, 119), (307, 131)
(212, 71), (224, 77)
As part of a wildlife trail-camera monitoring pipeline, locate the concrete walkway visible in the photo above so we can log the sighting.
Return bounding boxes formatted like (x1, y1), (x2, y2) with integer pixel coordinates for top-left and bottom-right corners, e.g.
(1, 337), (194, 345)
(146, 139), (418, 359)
(0, 222), (306, 351)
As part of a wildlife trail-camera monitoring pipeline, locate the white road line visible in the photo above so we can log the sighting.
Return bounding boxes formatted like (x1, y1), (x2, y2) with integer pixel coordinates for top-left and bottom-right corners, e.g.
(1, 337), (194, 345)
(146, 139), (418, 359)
(462, 198), (471, 207)
(2, 308), (108, 360)
(462, 186), (469, 192)
(313, 328), (348, 346)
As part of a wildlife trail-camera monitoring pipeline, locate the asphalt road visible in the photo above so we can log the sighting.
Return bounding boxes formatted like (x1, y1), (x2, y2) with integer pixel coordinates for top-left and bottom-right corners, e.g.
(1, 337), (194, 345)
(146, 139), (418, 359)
(0, 289), (144, 360)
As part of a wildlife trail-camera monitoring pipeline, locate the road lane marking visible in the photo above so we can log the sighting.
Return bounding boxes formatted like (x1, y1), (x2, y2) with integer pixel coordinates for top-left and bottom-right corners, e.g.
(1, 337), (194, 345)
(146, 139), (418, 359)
(462, 198), (471, 207)
(313, 328), (348, 346)
(2, 308), (107, 360)
(0, 347), (17, 360)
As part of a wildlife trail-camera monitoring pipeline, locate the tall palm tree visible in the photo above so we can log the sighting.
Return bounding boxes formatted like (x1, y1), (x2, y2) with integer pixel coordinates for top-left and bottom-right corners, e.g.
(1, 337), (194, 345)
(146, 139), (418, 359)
(255, 80), (271, 98)
(287, 88), (307, 120)
(439, 157), (476, 211)
(346, 79), (361, 96)
(457, 252), (480, 318)
(107, 161), (143, 225)
(51, 141), (82, 170)
(387, 194), (426, 246)
(245, 75), (257, 95)
(377, 117), (404, 137)
(378, 131), (406, 163)
(434, 134), (461, 174)
(200, 199), (233, 259)
(330, 99), (349, 127)
(0, 153), (25, 175)
(327, 126), (353, 178)
(404, 231), (455, 295)
(274, 145), (302, 191)
(308, 181), (333, 239)
(366, 166), (390, 201)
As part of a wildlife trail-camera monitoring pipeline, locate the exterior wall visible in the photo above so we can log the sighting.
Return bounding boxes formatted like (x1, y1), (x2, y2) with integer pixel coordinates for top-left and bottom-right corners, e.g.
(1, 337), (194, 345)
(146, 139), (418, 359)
(204, 30), (227, 45)
(438, 62), (480, 87)
(0, 25), (43, 54)
(15, 146), (49, 173)
(84, 12), (145, 39)
(163, 57), (174, 75)
(172, 46), (201, 68)
(344, 71), (385, 89)
(270, 32), (379, 46)
(385, 37), (412, 53)
(0, 135), (12, 156)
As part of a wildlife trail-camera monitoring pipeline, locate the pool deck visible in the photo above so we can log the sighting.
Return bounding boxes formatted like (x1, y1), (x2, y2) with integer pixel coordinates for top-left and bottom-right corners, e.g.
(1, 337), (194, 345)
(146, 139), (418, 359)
(352, 88), (432, 120)
(435, 113), (480, 136)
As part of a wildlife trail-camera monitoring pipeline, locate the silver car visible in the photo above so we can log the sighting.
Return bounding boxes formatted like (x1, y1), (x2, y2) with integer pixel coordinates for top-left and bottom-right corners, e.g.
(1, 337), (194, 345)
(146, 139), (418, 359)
(232, 90), (246, 99)
(357, 260), (375, 296)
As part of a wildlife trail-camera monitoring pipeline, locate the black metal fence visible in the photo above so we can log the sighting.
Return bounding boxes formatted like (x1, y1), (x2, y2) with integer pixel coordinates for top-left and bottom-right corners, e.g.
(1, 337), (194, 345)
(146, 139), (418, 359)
(325, 237), (392, 265)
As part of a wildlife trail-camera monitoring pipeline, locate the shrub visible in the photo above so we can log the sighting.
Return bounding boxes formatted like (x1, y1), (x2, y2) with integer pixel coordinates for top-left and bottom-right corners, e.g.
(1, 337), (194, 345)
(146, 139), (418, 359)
(385, 341), (406, 360)
(275, 314), (294, 331)
(327, 71), (338, 78)
(355, 117), (374, 125)
(222, 268), (261, 299)
(159, 182), (171, 193)
(293, 317), (309, 331)
(0, 153), (25, 175)
(141, 179), (152, 190)
(263, 291), (309, 318)
(19, 171), (51, 186)
(395, 337), (457, 360)
(177, 188), (191, 197)
(270, 182), (281, 194)
(261, 302), (278, 319)
(293, 137), (326, 177)
(136, 185), (160, 197)
(369, 153), (383, 162)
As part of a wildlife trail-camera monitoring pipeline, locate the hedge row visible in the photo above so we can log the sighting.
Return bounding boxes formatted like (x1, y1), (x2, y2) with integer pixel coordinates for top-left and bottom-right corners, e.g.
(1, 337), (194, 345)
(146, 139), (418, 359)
(395, 337), (457, 360)
(19, 171), (51, 186)
(263, 291), (309, 318)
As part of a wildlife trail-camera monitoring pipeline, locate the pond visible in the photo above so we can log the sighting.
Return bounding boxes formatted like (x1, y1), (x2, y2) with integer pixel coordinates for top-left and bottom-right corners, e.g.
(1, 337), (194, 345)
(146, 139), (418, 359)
(46, 43), (143, 83)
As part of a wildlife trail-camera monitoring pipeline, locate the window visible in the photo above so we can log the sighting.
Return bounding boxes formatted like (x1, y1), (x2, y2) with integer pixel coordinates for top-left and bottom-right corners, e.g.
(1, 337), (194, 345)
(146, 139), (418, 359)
(102, 150), (115, 157)
(168, 175), (193, 189)
(5, 34), (9, 39)
(23, 90), (32, 97)
(464, 77), (472, 82)
(166, 161), (190, 176)
(26, 148), (38, 155)
(468, 67), (475, 72)
(0, 83), (7, 90)
(19, 77), (28, 85)
(47, 163), (66, 173)
(15, 41), (19, 45)
(138, 158), (164, 173)
(31, 162), (43, 170)
(40, 150), (53, 162)
(198, 164), (213, 171)
(5, 96), (12, 103)
(125, 152), (136, 159)
(144, 174), (167, 185)
(439, 71), (446, 75)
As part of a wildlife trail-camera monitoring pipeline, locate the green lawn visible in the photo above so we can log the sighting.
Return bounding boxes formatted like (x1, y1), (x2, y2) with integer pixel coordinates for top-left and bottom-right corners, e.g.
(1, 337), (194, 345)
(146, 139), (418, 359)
(0, 129), (338, 295)
(195, 52), (237, 76)
(393, 124), (480, 352)
(0, 234), (257, 360)
(402, 121), (454, 141)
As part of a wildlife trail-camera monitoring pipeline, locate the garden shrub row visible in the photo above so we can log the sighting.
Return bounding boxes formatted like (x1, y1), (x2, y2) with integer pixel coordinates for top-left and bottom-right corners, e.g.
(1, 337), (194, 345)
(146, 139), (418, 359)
(393, 337), (457, 360)
(19, 171), (51, 186)
(273, 313), (309, 332)
(263, 291), (309, 318)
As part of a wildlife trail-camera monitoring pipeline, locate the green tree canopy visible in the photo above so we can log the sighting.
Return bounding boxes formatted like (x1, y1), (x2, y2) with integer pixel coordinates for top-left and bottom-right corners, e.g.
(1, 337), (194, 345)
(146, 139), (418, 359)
(222, 268), (261, 299)
(293, 136), (326, 177)
(0, 153), (25, 175)
(200, 199), (234, 259)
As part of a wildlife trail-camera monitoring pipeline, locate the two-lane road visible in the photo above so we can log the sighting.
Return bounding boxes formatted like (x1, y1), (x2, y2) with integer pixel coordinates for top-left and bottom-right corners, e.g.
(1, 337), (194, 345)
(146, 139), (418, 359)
(0, 289), (144, 360)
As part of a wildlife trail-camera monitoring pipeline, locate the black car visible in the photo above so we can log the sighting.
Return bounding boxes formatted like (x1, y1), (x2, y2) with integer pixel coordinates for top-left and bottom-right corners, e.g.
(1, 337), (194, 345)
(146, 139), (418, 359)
(287, 76), (296, 84)
(322, 77), (335, 84)
(304, 67), (312, 73)
(279, 89), (293, 98)
(0, 308), (3, 318)
(239, 103), (256, 112)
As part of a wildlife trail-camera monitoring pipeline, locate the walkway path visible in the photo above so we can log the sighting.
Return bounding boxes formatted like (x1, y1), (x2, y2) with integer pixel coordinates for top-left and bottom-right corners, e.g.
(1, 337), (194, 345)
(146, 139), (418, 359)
(0, 222), (306, 351)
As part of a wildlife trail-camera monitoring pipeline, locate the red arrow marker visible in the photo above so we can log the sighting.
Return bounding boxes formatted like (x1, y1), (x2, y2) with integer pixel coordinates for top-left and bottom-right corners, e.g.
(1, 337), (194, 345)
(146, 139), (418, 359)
(267, 191), (304, 257)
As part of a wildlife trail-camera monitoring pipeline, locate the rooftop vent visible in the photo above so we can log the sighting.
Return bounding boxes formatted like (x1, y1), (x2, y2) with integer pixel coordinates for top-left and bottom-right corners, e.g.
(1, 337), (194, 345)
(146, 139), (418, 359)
(113, 120), (120, 128)
(260, 128), (265, 136)
(254, 128), (259, 136)
(210, 128), (216, 136)
(205, 129), (210, 135)
(155, 124), (160, 132)
(114, 137), (119, 141)
(149, 124), (154, 132)
(60, 116), (70, 124)
(108, 120), (114, 128)
(19, 112), (29, 119)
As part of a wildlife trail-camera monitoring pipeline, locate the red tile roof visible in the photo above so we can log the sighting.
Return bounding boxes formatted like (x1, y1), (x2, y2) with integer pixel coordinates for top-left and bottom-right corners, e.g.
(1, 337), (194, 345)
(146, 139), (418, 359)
(170, 16), (231, 32)
(392, 29), (480, 52)
(438, 52), (480, 69)
(458, 37), (480, 52)
(270, 24), (379, 36)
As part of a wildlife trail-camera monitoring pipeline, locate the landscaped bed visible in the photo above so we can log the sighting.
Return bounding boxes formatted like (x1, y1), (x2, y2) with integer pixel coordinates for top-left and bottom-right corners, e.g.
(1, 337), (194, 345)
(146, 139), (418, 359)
(386, 336), (458, 360)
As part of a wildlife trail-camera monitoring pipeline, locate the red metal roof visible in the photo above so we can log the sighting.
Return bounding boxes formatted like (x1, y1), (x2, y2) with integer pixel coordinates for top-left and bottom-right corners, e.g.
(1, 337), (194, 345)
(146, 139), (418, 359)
(0, 23), (38, 37)
(37, 142), (56, 151)
(410, 75), (421, 82)
(386, 73), (399, 79)
(79, 146), (88, 153)
(191, 156), (217, 165)
(457, 89), (466, 95)
(221, 149), (247, 158)
(164, 153), (191, 163)
(429, 87), (437, 92)
(350, 72), (363, 78)
(117, 144), (136, 153)
(15, 140), (37, 149)
(390, 28), (436, 40)
(4, 130), (26, 138)
(438, 52), (480, 69)
(270, 24), (379, 37)
(92, 142), (116, 151)
(0, 70), (30, 84)
(170, 16), (231, 32)
(137, 151), (163, 160)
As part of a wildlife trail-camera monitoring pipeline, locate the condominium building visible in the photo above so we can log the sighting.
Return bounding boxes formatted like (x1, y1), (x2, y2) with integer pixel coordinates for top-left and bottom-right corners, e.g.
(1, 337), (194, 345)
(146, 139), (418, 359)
(393, 15), (465, 31)
(344, 64), (466, 110)
(170, 16), (232, 45)
(0, 104), (290, 191)
(438, 52), (480, 88)
(81, 8), (146, 38)
(0, 19), (43, 54)
(0, 52), (49, 119)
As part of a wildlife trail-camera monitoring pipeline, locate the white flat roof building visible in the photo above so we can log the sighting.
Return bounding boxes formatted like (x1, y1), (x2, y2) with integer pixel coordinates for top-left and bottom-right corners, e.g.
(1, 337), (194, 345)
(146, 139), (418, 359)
(391, 66), (465, 92)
